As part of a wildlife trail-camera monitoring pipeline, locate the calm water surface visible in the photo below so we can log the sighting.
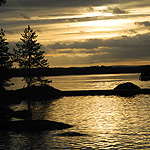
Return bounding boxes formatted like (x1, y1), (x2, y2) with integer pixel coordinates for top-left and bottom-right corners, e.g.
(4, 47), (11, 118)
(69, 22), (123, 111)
(1, 73), (150, 149)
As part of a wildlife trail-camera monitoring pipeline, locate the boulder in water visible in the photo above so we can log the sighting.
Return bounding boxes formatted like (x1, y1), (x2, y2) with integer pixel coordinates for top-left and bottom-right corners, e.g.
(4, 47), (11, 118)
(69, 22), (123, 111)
(114, 82), (140, 90)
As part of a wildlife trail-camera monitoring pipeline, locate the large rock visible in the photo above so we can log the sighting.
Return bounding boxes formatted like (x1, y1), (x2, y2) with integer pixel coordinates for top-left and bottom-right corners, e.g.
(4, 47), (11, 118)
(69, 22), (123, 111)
(114, 82), (140, 90)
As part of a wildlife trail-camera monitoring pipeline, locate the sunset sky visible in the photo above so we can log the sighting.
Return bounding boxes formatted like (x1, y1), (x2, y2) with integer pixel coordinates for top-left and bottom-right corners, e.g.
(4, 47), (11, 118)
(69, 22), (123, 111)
(1, 0), (150, 67)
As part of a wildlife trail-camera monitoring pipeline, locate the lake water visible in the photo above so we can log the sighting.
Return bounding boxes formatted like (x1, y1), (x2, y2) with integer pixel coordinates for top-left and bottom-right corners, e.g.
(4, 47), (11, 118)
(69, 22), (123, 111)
(1, 73), (150, 149)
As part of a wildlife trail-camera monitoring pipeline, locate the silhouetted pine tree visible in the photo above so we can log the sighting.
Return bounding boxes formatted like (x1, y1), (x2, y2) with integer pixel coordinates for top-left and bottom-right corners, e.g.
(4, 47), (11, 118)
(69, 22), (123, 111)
(13, 25), (49, 120)
(13, 25), (49, 87)
(0, 28), (13, 91)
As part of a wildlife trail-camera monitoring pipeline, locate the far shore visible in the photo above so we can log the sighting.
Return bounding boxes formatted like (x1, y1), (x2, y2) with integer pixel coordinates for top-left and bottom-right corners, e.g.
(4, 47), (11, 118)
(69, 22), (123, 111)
(10, 65), (144, 77)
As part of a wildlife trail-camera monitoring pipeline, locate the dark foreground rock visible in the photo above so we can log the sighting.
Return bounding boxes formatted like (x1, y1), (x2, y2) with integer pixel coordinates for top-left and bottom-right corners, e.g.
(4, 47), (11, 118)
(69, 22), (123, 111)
(113, 82), (141, 97)
(0, 120), (73, 131)
(114, 82), (140, 90)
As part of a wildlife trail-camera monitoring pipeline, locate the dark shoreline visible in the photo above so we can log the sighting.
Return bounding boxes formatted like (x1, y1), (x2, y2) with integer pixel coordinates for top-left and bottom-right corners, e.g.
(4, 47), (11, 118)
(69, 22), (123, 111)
(10, 66), (143, 77)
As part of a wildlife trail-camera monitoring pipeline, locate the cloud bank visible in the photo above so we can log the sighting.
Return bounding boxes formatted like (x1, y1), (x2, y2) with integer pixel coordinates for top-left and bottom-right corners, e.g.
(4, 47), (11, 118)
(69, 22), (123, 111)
(41, 33), (150, 66)
(1, 0), (150, 66)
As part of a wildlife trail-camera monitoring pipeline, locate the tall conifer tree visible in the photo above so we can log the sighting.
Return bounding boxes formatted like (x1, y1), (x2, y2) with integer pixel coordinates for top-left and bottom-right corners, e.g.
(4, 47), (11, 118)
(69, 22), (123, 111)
(13, 25), (49, 87)
(0, 28), (12, 91)
(13, 25), (49, 119)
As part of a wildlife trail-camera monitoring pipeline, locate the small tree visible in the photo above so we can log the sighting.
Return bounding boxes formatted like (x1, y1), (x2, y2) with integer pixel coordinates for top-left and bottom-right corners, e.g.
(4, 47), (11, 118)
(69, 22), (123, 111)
(0, 28), (13, 91)
(13, 25), (49, 87)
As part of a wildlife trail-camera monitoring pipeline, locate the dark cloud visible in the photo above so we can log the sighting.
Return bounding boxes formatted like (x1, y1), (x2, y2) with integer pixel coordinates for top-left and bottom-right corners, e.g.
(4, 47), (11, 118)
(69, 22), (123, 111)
(0, 13), (143, 30)
(1, 0), (150, 32)
(20, 13), (30, 20)
(126, 29), (138, 35)
(6, 0), (119, 8)
(112, 7), (128, 14)
(43, 33), (150, 66)
(102, 6), (128, 14)
(47, 33), (150, 50)
(135, 21), (150, 27)
(87, 5), (94, 12)
(47, 46), (150, 67)
(6, 0), (150, 8)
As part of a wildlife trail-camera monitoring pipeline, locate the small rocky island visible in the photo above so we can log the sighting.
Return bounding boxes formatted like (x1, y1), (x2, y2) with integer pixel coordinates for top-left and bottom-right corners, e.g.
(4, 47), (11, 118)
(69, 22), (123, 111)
(113, 82), (141, 97)
(113, 82), (141, 90)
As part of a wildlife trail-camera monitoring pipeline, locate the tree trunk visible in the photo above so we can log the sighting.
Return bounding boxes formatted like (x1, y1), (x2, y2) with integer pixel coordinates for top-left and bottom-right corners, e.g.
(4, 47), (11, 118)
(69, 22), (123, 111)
(27, 79), (31, 88)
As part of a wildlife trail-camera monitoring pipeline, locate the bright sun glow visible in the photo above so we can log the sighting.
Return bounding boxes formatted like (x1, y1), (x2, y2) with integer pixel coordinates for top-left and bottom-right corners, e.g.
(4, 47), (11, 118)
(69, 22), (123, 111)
(75, 19), (128, 28)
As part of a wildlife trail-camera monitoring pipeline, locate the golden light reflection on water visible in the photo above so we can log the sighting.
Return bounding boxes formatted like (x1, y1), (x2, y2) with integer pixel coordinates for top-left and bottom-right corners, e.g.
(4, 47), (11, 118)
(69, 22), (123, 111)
(23, 94), (149, 149)
(31, 95), (149, 135)
(8, 94), (150, 149)
(7, 74), (150, 149)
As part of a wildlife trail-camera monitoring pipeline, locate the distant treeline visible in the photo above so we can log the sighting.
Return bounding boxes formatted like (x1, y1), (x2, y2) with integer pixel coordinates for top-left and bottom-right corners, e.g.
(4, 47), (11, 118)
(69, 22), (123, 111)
(10, 66), (145, 77)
